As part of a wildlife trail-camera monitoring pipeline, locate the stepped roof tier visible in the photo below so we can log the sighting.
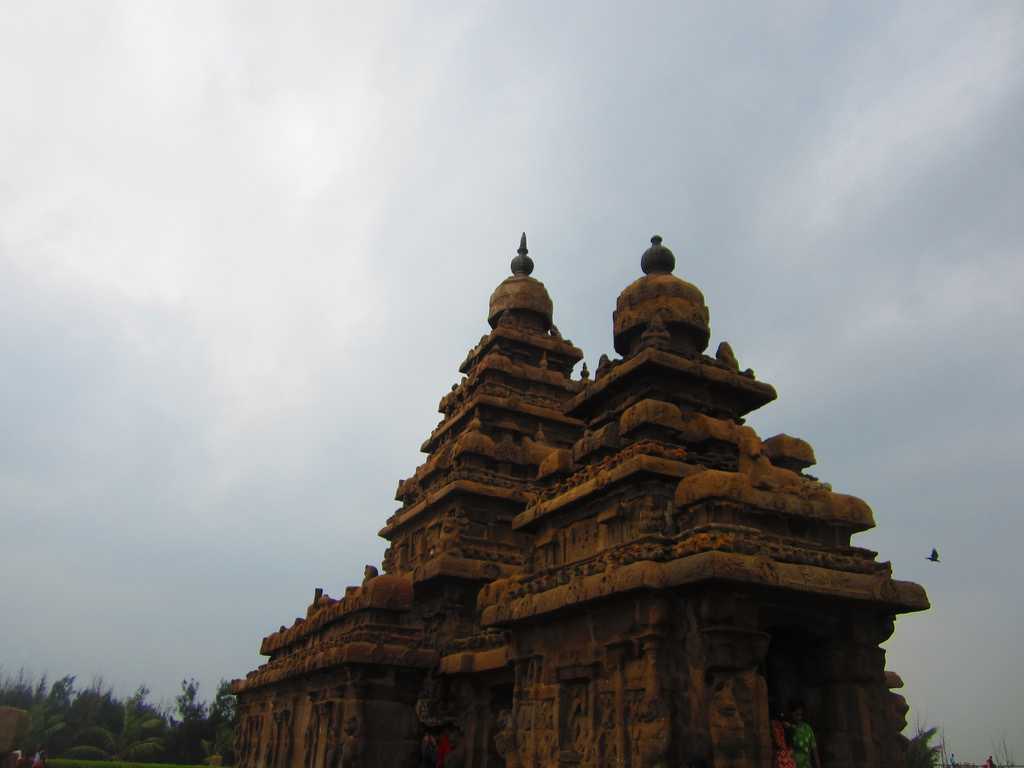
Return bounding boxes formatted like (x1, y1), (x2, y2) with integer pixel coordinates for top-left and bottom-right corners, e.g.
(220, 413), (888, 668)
(380, 234), (585, 590)
(233, 232), (927, 768)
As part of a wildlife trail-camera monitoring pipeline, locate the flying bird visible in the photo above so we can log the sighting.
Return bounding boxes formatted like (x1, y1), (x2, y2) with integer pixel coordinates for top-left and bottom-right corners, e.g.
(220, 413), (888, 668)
(926, 548), (940, 562)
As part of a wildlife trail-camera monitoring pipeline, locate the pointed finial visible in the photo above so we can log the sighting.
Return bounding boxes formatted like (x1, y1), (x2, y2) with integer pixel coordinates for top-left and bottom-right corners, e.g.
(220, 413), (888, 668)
(641, 234), (675, 275)
(715, 341), (739, 371)
(511, 232), (534, 276)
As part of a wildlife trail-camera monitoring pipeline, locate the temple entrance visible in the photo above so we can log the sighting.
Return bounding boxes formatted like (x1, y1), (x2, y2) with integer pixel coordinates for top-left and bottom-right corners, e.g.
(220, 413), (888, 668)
(765, 621), (831, 712)
(486, 683), (513, 767)
(763, 622), (829, 761)
(765, 626), (805, 713)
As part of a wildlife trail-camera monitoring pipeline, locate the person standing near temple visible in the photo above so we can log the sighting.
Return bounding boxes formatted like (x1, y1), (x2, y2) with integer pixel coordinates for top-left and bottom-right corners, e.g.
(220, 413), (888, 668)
(435, 729), (451, 768)
(788, 702), (821, 768)
(442, 729), (465, 768)
(770, 706), (797, 768)
(419, 731), (437, 768)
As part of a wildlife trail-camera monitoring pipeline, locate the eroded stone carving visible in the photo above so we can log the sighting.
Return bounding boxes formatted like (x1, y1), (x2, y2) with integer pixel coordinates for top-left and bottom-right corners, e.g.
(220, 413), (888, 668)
(338, 717), (362, 768)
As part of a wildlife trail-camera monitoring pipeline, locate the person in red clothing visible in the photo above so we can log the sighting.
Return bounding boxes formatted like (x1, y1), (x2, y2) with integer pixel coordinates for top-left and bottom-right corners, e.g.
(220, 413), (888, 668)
(435, 730), (452, 767)
(419, 731), (437, 768)
(770, 708), (796, 768)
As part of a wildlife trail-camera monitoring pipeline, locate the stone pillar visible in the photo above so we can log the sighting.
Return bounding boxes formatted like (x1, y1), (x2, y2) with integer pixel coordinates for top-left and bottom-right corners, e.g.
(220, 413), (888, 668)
(604, 642), (629, 768)
(280, 704), (295, 768)
(699, 592), (771, 768)
(255, 701), (269, 768)
(494, 705), (521, 768)
(325, 691), (345, 768)
(301, 694), (314, 768)
(235, 702), (267, 768)
(813, 613), (901, 768)
(883, 689), (910, 768)
(451, 677), (480, 768)
(634, 633), (672, 766)
(303, 692), (330, 768)
(510, 655), (543, 768)
(341, 672), (367, 768)
(465, 681), (481, 768)
(555, 663), (594, 765)
(316, 699), (335, 768)
(266, 700), (280, 768)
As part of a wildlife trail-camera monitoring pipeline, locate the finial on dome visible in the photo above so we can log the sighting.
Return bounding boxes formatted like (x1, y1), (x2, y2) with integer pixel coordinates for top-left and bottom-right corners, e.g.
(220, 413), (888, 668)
(511, 232), (534, 276)
(641, 234), (675, 275)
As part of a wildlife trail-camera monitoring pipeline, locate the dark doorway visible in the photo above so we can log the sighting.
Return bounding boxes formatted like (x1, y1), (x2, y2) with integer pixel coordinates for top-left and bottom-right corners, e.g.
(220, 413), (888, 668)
(486, 683), (513, 767)
(764, 624), (826, 719)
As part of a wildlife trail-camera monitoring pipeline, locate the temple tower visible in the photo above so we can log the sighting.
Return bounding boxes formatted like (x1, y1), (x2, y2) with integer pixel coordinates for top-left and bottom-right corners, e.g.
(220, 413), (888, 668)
(477, 236), (926, 767)
(234, 233), (927, 768)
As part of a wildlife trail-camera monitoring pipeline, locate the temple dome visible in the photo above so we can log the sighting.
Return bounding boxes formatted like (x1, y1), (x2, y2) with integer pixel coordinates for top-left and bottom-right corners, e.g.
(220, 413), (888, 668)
(488, 233), (553, 331)
(613, 235), (710, 357)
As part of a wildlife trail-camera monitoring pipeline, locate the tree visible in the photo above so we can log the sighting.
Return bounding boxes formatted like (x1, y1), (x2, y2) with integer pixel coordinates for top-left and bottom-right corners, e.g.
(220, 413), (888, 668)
(208, 680), (238, 764)
(176, 678), (209, 723)
(906, 725), (942, 768)
(2, 669), (234, 764)
(0, 668), (36, 710)
(27, 676), (66, 751)
(992, 732), (1015, 768)
(46, 675), (75, 713)
(70, 684), (167, 761)
(168, 678), (212, 764)
(42, 675), (76, 756)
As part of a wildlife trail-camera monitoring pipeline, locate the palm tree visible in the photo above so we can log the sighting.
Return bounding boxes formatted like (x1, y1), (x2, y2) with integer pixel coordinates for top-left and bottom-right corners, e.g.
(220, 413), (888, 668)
(71, 686), (165, 761)
(27, 692), (66, 750)
(906, 725), (942, 768)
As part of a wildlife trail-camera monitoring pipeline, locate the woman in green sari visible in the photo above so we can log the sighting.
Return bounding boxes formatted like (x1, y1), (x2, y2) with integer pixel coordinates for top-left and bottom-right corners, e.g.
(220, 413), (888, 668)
(788, 701), (821, 768)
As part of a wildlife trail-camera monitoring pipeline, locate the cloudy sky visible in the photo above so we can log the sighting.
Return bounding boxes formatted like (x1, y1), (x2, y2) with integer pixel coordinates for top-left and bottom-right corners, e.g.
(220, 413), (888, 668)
(2, 0), (1022, 760)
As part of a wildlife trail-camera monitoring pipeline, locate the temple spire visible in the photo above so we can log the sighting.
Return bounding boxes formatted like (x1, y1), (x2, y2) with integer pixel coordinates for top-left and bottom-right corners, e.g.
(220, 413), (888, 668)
(641, 234), (676, 275)
(511, 231), (534, 276)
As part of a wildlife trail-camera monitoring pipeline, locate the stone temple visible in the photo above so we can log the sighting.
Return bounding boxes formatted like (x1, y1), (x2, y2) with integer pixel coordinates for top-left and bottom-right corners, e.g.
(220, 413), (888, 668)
(232, 234), (928, 767)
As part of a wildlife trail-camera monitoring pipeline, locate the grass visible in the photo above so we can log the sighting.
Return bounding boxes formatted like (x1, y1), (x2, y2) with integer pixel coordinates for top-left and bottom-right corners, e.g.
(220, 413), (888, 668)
(50, 761), (209, 768)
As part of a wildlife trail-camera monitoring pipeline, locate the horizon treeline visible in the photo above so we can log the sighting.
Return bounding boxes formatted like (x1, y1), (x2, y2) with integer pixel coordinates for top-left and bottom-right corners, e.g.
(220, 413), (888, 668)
(0, 669), (236, 765)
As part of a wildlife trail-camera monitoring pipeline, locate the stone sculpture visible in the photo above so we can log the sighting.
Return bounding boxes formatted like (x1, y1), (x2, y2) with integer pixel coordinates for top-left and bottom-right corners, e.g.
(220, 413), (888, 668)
(0, 707), (29, 755)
